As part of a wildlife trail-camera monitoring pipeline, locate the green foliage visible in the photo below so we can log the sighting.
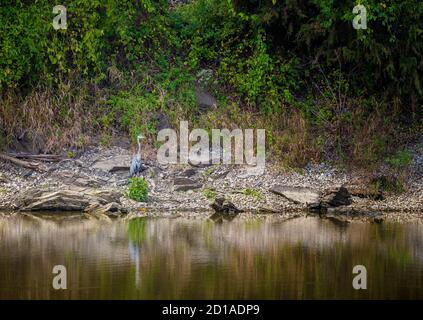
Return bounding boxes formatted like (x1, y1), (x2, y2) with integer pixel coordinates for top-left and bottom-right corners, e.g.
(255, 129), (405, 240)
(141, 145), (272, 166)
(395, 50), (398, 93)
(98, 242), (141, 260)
(386, 150), (413, 169)
(127, 177), (149, 202)
(127, 217), (147, 245)
(175, 0), (422, 115)
(67, 151), (76, 158)
(202, 188), (217, 200)
(230, 0), (423, 108)
(0, 0), (170, 90)
(242, 188), (263, 200)
(174, 0), (291, 113)
(1, 0), (420, 172)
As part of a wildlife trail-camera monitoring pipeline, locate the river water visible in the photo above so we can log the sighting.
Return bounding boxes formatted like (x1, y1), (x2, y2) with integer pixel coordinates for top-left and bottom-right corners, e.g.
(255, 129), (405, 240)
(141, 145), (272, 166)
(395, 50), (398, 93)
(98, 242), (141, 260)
(0, 213), (422, 299)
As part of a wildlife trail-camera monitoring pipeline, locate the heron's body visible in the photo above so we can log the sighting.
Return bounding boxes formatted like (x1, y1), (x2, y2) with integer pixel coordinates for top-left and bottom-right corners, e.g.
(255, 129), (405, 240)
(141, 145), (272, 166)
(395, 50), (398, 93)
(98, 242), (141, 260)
(130, 135), (146, 177)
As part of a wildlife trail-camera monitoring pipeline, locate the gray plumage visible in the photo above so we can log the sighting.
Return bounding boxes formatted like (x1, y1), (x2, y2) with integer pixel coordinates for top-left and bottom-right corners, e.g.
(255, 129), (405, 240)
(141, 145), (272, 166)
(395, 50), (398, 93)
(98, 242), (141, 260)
(130, 135), (146, 177)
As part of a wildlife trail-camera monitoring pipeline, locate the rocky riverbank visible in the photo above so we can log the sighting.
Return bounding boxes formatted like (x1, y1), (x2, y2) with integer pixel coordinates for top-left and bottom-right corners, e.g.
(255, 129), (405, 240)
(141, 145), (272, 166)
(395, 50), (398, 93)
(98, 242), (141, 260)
(0, 143), (422, 223)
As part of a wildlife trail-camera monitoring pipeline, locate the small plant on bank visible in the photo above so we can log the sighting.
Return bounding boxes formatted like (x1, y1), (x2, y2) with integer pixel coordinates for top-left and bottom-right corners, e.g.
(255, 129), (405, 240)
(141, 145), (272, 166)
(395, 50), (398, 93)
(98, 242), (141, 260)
(242, 188), (263, 200)
(203, 166), (215, 177)
(127, 177), (149, 202)
(385, 150), (413, 169)
(67, 151), (76, 158)
(369, 176), (405, 194)
(202, 188), (217, 200)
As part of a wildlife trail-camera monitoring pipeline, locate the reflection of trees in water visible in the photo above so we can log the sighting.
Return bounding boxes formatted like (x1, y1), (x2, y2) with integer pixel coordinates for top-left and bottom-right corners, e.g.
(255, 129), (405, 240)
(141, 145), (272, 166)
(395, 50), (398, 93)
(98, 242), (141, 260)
(135, 217), (423, 299)
(0, 215), (423, 299)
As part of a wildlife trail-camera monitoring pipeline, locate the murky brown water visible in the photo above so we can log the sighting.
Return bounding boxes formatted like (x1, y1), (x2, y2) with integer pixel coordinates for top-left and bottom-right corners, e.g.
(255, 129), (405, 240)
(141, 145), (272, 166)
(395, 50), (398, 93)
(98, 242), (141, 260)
(0, 213), (422, 299)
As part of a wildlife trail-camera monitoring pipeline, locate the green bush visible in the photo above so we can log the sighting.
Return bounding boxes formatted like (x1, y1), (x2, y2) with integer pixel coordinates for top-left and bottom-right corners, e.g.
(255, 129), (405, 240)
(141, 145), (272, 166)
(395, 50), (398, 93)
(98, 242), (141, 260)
(242, 188), (263, 200)
(0, 0), (170, 90)
(127, 177), (149, 202)
(231, 0), (423, 108)
(202, 188), (217, 200)
(175, 0), (422, 114)
(386, 150), (413, 169)
(1, 0), (420, 170)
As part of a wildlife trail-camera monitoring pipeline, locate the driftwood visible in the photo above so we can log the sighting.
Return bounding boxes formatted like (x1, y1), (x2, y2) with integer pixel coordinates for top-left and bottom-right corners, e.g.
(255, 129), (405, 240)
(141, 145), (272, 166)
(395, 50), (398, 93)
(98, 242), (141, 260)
(6, 152), (62, 162)
(0, 153), (47, 171)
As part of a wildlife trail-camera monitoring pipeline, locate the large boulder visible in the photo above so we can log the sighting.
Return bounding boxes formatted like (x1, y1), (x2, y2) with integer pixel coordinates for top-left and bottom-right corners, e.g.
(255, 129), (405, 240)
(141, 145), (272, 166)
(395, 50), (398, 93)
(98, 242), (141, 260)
(320, 186), (352, 208)
(270, 185), (321, 206)
(173, 177), (202, 191)
(210, 197), (243, 214)
(271, 185), (354, 213)
(92, 155), (131, 173)
(15, 187), (123, 212)
(84, 201), (127, 217)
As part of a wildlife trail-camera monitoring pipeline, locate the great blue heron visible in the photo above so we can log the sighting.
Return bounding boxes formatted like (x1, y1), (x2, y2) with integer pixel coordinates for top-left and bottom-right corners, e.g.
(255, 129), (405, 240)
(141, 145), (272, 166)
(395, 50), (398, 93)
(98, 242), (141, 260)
(130, 134), (147, 177)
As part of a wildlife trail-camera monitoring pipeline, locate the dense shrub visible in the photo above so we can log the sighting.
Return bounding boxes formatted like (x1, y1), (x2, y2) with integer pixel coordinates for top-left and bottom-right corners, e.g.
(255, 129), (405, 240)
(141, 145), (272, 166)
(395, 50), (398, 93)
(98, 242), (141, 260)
(0, 0), (170, 90)
(0, 0), (420, 169)
(127, 177), (149, 202)
(175, 0), (422, 113)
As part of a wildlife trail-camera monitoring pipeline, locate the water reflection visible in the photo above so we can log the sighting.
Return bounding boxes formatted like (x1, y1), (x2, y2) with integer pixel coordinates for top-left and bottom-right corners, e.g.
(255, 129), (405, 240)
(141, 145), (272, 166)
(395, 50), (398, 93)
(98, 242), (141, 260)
(0, 213), (422, 299)
(128, 218), (147, 289)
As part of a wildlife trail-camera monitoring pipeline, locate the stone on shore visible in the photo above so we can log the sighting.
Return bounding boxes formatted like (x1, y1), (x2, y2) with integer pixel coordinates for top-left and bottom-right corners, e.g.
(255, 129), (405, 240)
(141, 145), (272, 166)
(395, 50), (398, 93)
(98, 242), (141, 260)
(210, 197), (243, 214)
(270, 185), (321, 206)
(320, 186), (352, 208)
(15, 187), (123, 212)
(173, 177), (202, 191)
(85, 201), (127, 217)
(53, 170), (108, 187)
(92, 155), (131, 173)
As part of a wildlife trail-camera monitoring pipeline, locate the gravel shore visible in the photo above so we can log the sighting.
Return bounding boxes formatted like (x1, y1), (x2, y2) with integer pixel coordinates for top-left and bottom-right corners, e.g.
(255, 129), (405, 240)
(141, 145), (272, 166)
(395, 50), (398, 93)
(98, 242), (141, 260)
(0, 144), (422, 222)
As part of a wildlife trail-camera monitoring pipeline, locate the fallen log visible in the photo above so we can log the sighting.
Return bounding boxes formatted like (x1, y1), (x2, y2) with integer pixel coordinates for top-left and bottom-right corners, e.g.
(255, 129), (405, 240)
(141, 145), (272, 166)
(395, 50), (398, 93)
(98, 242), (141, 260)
(0, 152), (47, 171)
(7, 152), (62, 162)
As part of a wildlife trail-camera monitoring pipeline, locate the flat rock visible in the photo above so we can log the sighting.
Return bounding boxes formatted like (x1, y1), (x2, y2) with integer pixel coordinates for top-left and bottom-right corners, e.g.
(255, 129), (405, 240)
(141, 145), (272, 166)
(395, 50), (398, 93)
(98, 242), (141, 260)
(54, 170), (108, 187)
(178, 168), (197, 177)
(174, 184), (202, 191)
(92, 155), (131, 172)
(173, 177), (202, 191)
(16, 187), (123, 212)
(174, 177), (197, 185)
(270, 185), (321, 206)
